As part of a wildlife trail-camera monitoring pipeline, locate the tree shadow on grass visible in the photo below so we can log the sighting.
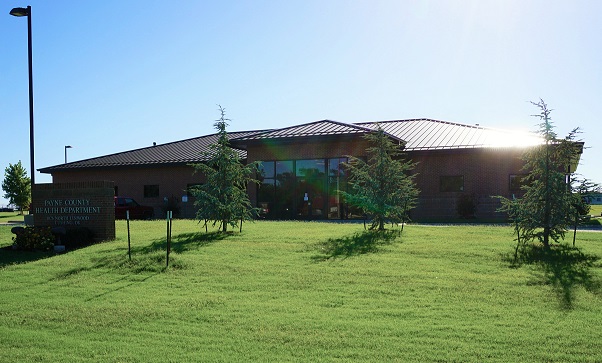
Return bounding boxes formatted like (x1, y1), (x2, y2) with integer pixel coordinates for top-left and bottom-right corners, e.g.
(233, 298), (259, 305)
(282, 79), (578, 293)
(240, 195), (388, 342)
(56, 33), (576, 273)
(1, 231), (226, 270)
(147, 231), (228, 254)
(312, 230), (399, 261)
(0, 246), (53, 268)
(88, 231), (228, 273)
(505, 244), (602, 310)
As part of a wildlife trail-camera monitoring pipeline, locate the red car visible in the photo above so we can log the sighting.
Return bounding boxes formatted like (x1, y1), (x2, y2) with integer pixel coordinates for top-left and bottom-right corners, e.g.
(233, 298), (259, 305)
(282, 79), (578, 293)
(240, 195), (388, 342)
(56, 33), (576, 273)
(114, 197), (154, 220)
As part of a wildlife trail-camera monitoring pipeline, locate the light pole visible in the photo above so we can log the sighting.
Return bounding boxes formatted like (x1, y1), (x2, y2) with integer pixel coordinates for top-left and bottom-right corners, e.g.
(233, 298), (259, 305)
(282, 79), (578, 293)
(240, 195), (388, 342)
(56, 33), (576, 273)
(10, 5), (35, 193)
(64, 145), (72, 164)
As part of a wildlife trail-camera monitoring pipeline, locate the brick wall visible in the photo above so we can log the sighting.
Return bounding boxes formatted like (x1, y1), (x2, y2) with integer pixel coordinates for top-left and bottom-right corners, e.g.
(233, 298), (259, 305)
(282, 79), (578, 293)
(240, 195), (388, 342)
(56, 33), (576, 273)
(51, 165), (205, 219)
(46, 139), (530, 221)
(246, 138), (528, 220)
(245, 136), (371, 162)
(409, 147), (526, 220)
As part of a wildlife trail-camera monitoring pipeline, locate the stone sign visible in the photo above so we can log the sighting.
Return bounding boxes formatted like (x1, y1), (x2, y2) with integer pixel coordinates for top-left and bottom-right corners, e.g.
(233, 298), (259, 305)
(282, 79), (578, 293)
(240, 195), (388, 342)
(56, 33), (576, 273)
(32, 181), (115, 241)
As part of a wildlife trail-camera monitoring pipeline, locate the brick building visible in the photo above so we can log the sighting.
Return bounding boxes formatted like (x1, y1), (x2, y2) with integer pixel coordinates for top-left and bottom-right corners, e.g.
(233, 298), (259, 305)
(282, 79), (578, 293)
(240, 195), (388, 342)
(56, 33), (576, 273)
(40, 118), (555, 221)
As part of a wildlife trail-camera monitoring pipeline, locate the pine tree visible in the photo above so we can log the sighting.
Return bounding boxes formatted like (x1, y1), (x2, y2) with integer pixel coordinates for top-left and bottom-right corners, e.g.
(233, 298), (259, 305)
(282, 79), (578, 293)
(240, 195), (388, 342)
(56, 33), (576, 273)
(2, 161), (31, 214)
(191, 106), (259, 232)
(341, 126), (418, 231)
(498, 100), (584, 248)
(570, 176), (599, 246)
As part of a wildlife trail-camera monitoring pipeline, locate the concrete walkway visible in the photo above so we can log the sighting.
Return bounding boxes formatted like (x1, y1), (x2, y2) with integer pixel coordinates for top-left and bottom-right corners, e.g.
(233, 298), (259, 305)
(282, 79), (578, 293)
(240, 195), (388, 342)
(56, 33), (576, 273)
(0, 221), (24, 226)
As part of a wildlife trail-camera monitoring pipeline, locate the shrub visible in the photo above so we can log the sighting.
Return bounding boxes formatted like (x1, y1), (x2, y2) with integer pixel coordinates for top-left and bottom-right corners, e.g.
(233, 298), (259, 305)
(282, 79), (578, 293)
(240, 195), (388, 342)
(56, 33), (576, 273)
(12, 226), (54, 251)
(456, 194), (478, 219)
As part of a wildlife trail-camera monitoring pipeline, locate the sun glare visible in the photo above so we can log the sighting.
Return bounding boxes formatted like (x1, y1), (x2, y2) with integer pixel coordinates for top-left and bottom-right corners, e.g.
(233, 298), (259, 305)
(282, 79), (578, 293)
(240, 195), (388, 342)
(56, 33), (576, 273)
(488, 129), (542, 148)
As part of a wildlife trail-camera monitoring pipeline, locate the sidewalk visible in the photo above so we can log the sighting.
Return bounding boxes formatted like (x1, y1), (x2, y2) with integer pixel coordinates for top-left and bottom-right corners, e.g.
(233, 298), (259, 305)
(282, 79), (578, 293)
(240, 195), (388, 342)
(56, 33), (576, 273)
(0, 221), (24, 226)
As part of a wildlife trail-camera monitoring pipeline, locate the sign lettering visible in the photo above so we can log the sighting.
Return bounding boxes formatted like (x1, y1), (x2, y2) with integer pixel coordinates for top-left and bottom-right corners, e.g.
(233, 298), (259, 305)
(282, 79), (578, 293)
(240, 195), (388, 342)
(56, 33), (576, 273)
(35, 199), (101, 226)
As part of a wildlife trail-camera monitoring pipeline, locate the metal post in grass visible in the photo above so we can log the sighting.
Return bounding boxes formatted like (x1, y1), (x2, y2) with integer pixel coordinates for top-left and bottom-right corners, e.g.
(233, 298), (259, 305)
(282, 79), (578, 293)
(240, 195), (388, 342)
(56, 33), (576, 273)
(572, 211), (579, 247)
(512, 217), (522, 265)
(400, 200), (408, 236)
(166, 211), (172, 268)
(166, 211), (170, 267)
(126, 210), (131, 261)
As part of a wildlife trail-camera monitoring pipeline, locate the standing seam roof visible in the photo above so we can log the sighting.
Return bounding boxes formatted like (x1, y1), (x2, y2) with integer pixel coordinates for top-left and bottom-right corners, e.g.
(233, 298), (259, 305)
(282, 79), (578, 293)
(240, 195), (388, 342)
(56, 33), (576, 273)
(356, 119), (542, 150)
(230, 119), (392, 141)
(40, 118), (542, 173)
(39, 130), (265, 172)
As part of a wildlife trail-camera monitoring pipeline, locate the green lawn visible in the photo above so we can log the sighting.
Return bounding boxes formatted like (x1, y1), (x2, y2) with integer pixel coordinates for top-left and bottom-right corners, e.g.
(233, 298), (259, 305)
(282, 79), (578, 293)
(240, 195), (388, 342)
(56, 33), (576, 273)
(590, 204), (602, 217)
(0, 211), (24, 223)
(1, 221), (602, 362)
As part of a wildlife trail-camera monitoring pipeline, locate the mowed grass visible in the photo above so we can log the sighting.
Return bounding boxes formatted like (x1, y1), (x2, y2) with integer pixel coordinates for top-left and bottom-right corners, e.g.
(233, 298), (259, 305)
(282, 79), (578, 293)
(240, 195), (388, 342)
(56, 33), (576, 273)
(1, 221), (602, 362)
(590, 204), (602, 217)
(0, 211), (24, 223)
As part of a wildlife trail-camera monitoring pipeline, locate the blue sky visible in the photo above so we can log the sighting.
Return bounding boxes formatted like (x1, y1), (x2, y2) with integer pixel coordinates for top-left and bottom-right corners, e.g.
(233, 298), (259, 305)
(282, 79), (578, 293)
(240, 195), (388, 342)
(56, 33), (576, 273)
(2, 0), (601, 207)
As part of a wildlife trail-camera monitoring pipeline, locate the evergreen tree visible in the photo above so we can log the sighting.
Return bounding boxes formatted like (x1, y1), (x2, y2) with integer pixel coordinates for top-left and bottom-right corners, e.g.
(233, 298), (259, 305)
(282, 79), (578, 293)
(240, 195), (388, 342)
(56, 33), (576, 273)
(191, 106), (259, 232)
(498, 100), (584, 248)
(341, 126), (418, 231)
(2, 161), (31, 214)
(570, 176), (599, 246)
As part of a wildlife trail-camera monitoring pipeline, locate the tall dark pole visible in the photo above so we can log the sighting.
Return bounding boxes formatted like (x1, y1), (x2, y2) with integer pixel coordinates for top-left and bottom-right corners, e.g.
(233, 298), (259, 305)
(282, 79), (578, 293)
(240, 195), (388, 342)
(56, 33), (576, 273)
(10, 5), (35, 193)
(26, 6), (33, 188)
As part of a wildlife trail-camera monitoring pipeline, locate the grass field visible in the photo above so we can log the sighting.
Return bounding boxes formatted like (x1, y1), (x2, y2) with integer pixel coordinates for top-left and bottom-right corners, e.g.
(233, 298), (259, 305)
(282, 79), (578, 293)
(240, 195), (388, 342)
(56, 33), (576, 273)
(590, 204), (602, 217)
(0, 211), (24, 223)
(1, 220), (602, 362)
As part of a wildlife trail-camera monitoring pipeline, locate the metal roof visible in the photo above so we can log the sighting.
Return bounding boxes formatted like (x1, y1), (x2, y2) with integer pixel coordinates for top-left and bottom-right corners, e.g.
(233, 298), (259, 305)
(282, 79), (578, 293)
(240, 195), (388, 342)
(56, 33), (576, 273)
(39, 130), (263, 173)
(230, 119), (404, 142)
(40, 118), (543, 174)
(356, 119), (542, 150)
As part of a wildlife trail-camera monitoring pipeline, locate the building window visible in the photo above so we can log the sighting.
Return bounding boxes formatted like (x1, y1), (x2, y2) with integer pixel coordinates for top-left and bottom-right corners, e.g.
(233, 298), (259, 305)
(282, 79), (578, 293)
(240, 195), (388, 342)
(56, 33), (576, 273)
(257, 161), (277, 219)
(328, 158), (348, 219)
(440, 176), (464, 192)
(256, 158), (349, 220)
(258, 161), (275, 179)
(256, 160), (295, 219)
(275, 161), (294, 219)
(296, 159), (327, 218)
(144, 184), (159, 198)
(509, 174), (528, 192)
(296, 159), (326, 178)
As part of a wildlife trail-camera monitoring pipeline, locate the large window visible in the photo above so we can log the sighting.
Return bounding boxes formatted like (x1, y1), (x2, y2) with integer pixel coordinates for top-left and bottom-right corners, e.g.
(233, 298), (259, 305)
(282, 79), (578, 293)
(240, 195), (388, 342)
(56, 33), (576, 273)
(328, 158), (347, 219)
(296, 159), (326, 178)
(275, 161), (294, 219)
(257, 161), (276, 218)
(296, 159), (326, 217)
(440, 176), (464, 192)
(257, 161), (295, 219)
(257, 158), (347, 220)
